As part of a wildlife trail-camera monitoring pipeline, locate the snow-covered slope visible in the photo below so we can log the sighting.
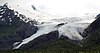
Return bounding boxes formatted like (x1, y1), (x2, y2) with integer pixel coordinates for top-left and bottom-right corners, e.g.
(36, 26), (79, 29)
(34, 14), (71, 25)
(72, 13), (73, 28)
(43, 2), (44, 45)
(0, 0), (98, 49)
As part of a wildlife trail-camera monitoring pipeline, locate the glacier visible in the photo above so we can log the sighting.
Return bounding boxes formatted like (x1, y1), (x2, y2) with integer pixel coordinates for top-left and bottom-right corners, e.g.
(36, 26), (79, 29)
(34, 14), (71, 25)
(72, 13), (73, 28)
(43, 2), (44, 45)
(13, 14), (96, 49)
(0, 0), (99, 49)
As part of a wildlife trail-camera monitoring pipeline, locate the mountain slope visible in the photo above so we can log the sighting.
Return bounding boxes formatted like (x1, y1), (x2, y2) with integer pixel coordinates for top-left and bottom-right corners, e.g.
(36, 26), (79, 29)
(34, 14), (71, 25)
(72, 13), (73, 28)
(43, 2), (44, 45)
(82, 14), (100, 50)
(0, 4), (38, 50)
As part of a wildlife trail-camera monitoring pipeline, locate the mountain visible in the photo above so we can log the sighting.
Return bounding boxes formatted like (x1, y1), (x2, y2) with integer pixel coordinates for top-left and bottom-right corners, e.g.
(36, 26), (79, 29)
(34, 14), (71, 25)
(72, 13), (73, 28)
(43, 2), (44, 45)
(0, 3), (100, 52)
(82, 14), (100, 50)
(0, 4), (38, 50)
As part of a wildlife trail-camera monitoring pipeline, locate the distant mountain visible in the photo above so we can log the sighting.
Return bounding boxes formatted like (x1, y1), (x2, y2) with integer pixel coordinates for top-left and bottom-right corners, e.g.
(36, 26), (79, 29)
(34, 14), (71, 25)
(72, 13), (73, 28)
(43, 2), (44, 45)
(0, 3), (100, 51)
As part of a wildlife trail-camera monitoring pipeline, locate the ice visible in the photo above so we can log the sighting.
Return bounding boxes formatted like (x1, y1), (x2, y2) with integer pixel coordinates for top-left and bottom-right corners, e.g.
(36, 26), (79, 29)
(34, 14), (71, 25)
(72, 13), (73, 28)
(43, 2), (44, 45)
(13, 14), (96, 49)
(13, 23), (58, 49)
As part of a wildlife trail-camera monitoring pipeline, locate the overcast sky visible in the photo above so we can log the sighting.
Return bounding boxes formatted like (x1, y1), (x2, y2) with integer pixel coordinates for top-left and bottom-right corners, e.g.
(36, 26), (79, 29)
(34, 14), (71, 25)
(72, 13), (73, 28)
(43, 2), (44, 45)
(1, 0), (100, 17)
(32, 0), (100, 17)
